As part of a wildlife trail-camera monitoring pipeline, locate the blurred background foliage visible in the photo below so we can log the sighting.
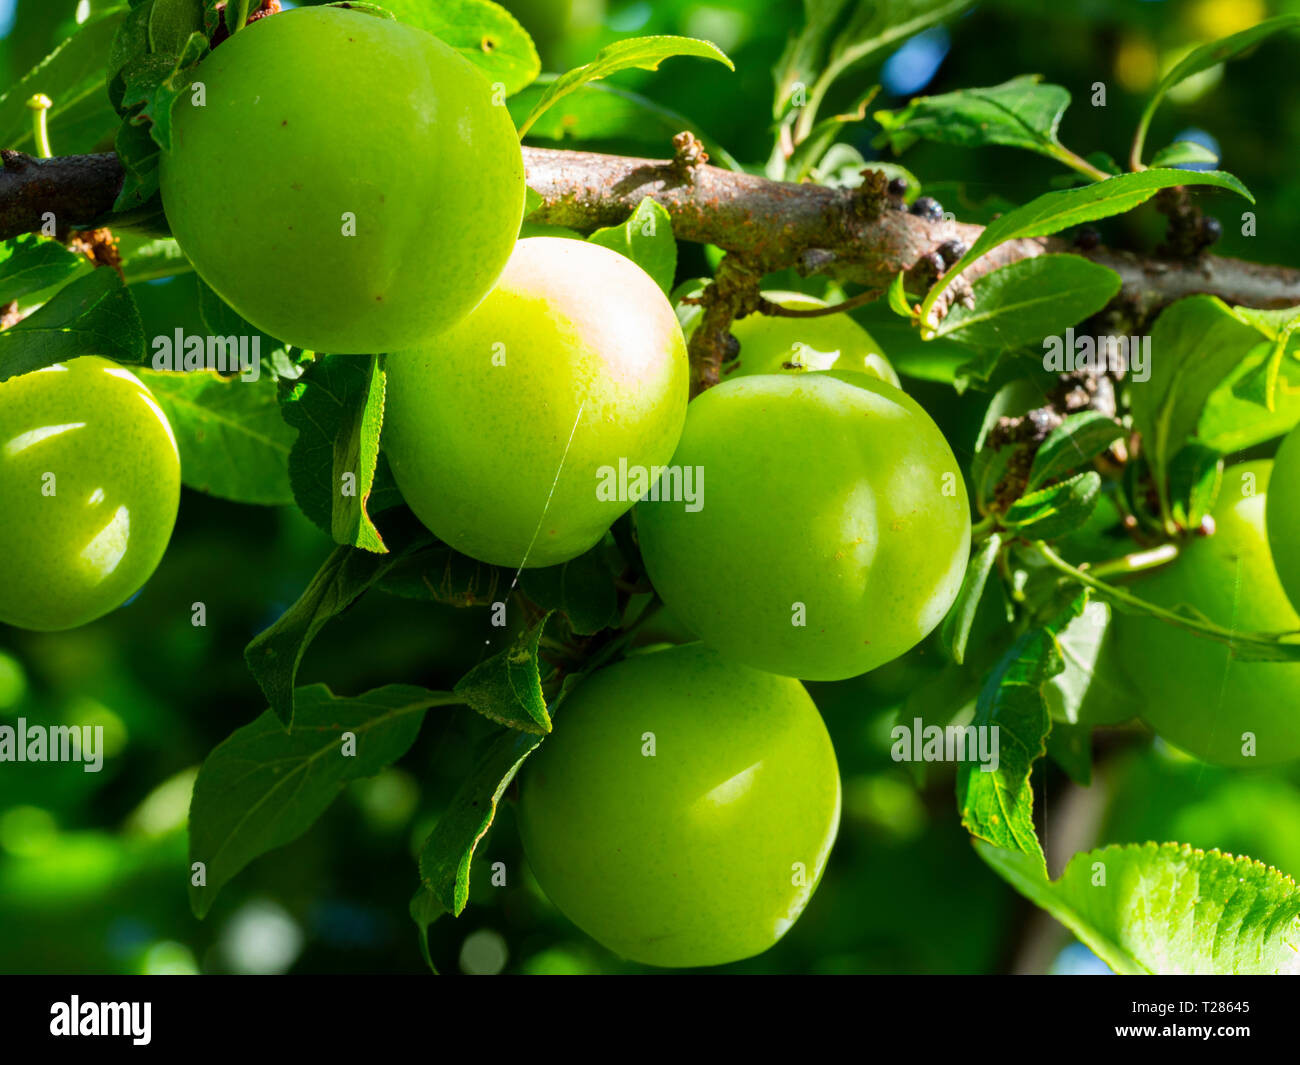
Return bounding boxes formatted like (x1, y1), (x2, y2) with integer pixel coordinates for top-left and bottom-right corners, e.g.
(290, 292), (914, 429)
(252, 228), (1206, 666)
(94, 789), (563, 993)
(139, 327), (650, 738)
(3, 0), (1300, 975)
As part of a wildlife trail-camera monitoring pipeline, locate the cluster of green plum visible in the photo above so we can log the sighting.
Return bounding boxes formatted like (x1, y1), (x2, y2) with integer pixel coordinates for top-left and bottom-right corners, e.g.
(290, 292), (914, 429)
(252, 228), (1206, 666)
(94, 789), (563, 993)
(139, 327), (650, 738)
(0, 6), (973, 968)
(4, 4), (1298, 968)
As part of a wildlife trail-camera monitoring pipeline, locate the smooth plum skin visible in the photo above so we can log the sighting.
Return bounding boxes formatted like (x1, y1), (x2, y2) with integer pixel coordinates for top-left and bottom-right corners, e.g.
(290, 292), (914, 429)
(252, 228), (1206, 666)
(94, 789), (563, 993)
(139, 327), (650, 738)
(1116, 461), (1300, 767)
(635, 373), (972, 680)
(1267, 424), (1300, 611)
(0, 358), (180, 631)
(383, 238), (689, 568)
(517, 643), (841, 968)
(160, 7), (525, 353)
(727, 291), (900, 386)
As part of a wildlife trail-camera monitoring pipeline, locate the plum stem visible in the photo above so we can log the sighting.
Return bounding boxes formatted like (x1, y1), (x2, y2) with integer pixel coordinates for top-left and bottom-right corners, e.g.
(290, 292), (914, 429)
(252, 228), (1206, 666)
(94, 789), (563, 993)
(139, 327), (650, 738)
(1034, 541), (1300, 658)
(26, 95), (52, 159)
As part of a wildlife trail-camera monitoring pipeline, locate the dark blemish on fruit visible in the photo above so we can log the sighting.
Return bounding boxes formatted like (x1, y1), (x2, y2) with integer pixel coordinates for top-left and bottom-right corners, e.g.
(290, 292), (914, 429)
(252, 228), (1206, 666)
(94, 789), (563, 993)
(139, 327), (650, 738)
(481, 37), (497, 53)
(281, 120), (288, 126)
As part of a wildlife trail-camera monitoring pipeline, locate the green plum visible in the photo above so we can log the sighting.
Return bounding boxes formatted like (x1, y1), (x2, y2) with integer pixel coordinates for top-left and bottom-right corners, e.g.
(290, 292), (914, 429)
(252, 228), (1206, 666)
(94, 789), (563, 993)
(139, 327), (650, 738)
(383, 238), (689, 568)
(160, 7), (524, 353)
(517, 642), (841, 968)
(726, 291), (899, 386)
(0, 358), (181, 631)
(636, 372), (971, 681)
(1115, 461), (1300, 766)
(1267, 423), (1300, 611)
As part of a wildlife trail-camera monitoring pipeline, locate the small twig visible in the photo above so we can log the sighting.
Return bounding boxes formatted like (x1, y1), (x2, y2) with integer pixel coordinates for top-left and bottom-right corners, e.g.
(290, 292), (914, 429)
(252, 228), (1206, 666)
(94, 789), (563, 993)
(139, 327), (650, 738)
(687, 254), (764, 395)
(1035, 541), (1300, 652)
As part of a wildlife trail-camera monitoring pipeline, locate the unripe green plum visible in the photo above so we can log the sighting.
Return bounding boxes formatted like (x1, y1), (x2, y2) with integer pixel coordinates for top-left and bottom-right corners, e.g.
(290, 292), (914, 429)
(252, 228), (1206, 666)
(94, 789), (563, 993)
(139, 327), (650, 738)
(1115, 461), (1300, 766)
(517, 642), (840, 968)
(727, 291), (899, 386)
(0, 358), (180, 631)
(636, 373), (971, 681)
(1266, 424), (1300, 611)
(383, 238), (689, 567)
(159, 7), (524, 353)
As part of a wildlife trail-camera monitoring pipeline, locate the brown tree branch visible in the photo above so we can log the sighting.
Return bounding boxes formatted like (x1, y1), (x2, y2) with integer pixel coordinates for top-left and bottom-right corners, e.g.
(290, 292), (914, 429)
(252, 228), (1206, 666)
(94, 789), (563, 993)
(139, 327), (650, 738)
(3, 143), (1298, 318)
(521, 145), (1300, 311)
(0, 151), (124, 239)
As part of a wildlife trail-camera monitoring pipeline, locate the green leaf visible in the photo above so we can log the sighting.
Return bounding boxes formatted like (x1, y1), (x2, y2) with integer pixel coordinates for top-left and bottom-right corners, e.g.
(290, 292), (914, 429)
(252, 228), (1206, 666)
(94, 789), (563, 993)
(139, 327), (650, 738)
(225, 0), (253, 35)
(1148, 140), (1219, 169)
(280, 354), (390, 553)
(381, 0), (539, 96)
(1200, 341), (1300, 453)
(136, 368), (297, 505)
(772, 0), (853, 117)
(939, 534), (1002, 666)
(1128, 295), (1264, 500)
(786, 86), (878, 182)
(956, 626), (1060, 876)
(454, 614), (554, 734)
(112, 117), (163, 214)
(416, 726), (543, 916)
(108, 2), (154, 113)
(1132, 14), (1300, 168)
(119, 30), (208, 152)
(517, 35), (734, 138)
(1166, 442), (1223, 531)
(188, 683), (457, 918)
(519, 545), (620, 636)
(149, 0), (204, 54)
(0, 8), (127, 152)
(507, 78), (741, 170)
(409, 886), (443, 973)
(1043, 598), (1109, 726)
(244, 520), (436, 727)
(376, 540), (505, 607)
(886, 271), (913, 320)
(119, 234), (190, 284)
(1004, 471), (1101, 541)
(0, 236), (84, 305)
(934, 254), (1121, 347)
(1228, 309), (1300, 412)
(320, 1), (393, 19)
(1026, 410), (1125, 491)
(921, 170), (1254, 332)
(585, 198), (676, 294)
(779, 0), (972, 130)
(977, 841), (1300, 974)
(874, 75), (1071, 159)
(808, 148), (916, 196)
(0, 269), (144, 382)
